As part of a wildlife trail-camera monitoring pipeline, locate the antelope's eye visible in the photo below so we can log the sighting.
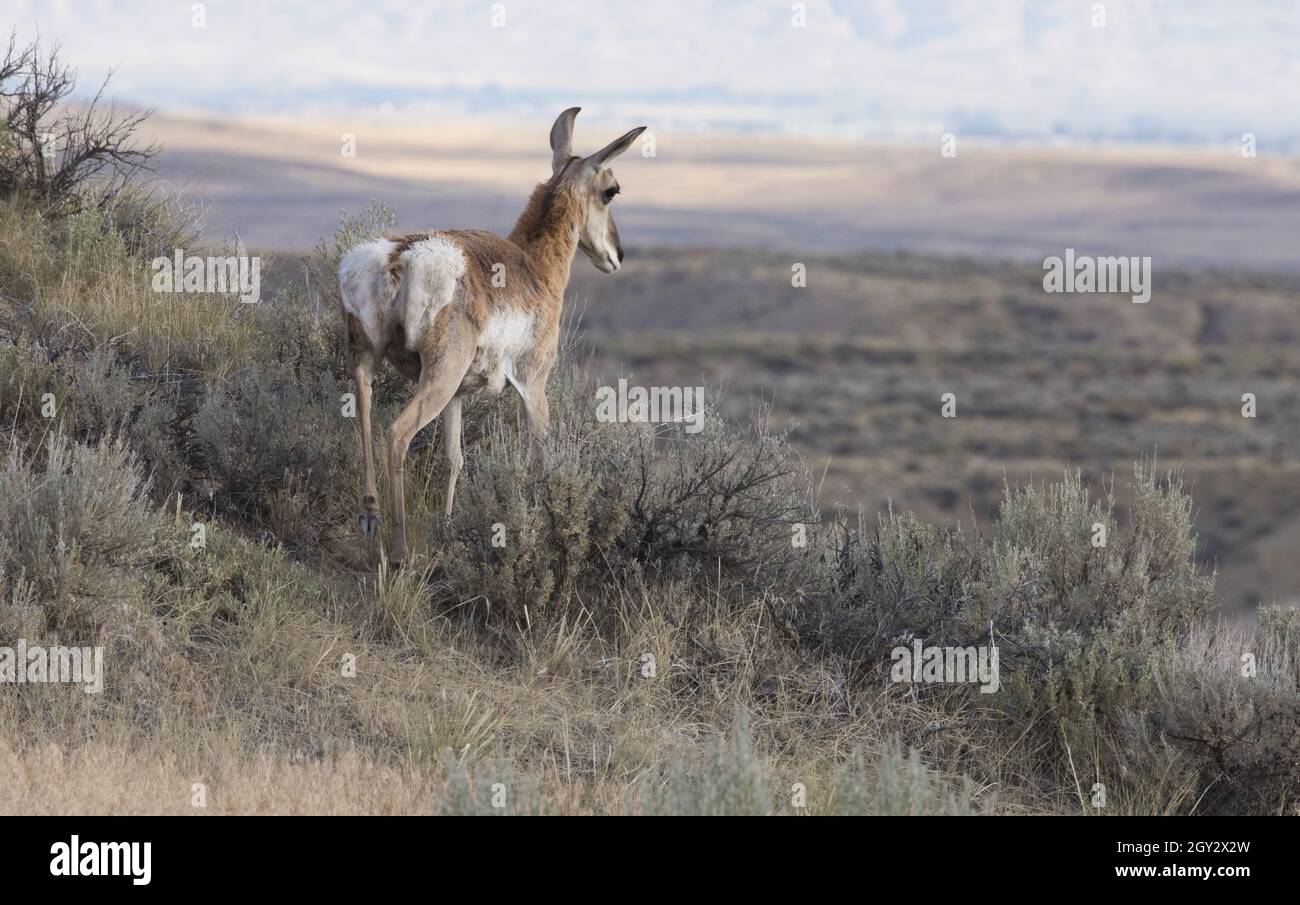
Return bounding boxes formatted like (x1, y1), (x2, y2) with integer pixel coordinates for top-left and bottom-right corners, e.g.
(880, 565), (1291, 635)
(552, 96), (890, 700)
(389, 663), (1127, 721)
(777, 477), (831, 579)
(603, 186), (619, 203)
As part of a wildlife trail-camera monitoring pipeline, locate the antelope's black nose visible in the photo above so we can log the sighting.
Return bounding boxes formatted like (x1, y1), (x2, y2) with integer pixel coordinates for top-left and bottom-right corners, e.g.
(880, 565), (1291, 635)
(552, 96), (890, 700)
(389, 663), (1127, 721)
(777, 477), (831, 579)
(617, 245), (625, 264)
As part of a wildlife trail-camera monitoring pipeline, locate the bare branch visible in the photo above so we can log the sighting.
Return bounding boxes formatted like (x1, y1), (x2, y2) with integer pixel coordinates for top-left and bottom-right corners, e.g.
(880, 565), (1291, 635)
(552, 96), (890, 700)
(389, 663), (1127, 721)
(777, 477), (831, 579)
(0, 30), (158, 215)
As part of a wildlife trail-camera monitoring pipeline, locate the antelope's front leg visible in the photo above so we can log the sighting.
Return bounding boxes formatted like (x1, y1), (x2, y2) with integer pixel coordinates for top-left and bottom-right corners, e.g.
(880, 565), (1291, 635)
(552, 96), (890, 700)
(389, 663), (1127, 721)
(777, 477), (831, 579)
(523, 377), (550, 440)
(442, 396), (464, 516)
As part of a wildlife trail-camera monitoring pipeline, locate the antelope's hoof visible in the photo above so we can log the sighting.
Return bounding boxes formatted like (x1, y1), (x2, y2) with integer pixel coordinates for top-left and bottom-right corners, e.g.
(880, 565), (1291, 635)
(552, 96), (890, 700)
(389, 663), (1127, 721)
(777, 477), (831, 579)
(358, 512), (381, 538)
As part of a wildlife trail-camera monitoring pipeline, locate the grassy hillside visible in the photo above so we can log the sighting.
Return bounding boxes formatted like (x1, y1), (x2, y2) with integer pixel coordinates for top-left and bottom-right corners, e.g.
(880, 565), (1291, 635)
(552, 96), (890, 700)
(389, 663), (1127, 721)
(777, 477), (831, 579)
(1, 198), (1296, 815)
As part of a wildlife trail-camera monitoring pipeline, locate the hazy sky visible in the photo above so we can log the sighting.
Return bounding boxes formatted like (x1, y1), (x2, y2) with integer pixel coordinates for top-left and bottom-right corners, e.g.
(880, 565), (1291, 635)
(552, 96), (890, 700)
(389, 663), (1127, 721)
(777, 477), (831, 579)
(10, 0), (1300, 147)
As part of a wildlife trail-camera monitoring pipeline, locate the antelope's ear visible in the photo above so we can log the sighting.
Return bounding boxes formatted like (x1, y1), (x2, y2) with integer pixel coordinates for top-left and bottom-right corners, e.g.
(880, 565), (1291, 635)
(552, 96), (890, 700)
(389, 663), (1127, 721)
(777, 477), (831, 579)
(550, 107), (581, 174)
(584, 126), (647, 168)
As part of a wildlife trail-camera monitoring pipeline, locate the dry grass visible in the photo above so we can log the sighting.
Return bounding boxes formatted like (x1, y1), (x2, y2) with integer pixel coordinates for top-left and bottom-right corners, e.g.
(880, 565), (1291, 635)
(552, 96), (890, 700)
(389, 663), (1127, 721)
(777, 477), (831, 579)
(0, 199), (258, 379)
(0, 737), (444, 816)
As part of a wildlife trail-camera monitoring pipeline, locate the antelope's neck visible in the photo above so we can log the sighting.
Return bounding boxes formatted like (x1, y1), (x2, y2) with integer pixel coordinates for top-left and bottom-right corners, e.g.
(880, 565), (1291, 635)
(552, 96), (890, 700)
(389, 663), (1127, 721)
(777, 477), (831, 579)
(507, 180), (582, 297)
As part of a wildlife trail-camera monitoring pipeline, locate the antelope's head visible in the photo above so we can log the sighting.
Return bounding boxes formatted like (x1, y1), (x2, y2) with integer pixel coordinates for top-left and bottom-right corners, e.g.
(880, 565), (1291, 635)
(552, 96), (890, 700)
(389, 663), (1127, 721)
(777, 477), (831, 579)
(548, 107), (646, 273)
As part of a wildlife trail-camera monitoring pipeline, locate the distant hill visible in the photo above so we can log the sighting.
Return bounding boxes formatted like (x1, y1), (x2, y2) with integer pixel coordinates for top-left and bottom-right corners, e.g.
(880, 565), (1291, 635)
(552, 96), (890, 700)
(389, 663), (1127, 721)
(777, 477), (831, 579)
(152, 113), (1300, 270)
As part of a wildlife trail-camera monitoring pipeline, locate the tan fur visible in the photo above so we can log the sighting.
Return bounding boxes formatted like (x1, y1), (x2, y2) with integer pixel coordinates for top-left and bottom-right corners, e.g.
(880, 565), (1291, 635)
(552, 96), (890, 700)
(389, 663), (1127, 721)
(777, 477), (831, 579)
(340, 109), (645, 562)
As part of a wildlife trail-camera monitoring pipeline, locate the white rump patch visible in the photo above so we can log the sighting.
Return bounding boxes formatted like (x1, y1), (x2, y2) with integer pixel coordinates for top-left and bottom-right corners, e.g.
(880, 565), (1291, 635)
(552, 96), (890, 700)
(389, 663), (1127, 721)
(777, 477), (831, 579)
(398, 236), (466, 350)
(338, 239), (397, 351)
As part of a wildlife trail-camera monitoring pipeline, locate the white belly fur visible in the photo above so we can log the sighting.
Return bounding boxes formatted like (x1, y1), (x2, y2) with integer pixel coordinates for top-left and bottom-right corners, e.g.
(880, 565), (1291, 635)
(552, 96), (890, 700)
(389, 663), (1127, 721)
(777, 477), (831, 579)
(476, 311), (534, 393)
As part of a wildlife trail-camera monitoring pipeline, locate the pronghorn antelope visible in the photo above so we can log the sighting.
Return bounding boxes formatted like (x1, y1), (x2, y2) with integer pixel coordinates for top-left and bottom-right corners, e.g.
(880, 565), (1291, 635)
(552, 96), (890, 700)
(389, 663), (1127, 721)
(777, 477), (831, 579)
(339, 107), (646, 562)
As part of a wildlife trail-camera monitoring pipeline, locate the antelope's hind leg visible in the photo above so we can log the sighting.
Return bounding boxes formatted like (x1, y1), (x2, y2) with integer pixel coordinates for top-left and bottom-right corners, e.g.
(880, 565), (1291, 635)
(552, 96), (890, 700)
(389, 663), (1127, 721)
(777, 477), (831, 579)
(346, 314), (382, 542)
(386, 316), (477, 563)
